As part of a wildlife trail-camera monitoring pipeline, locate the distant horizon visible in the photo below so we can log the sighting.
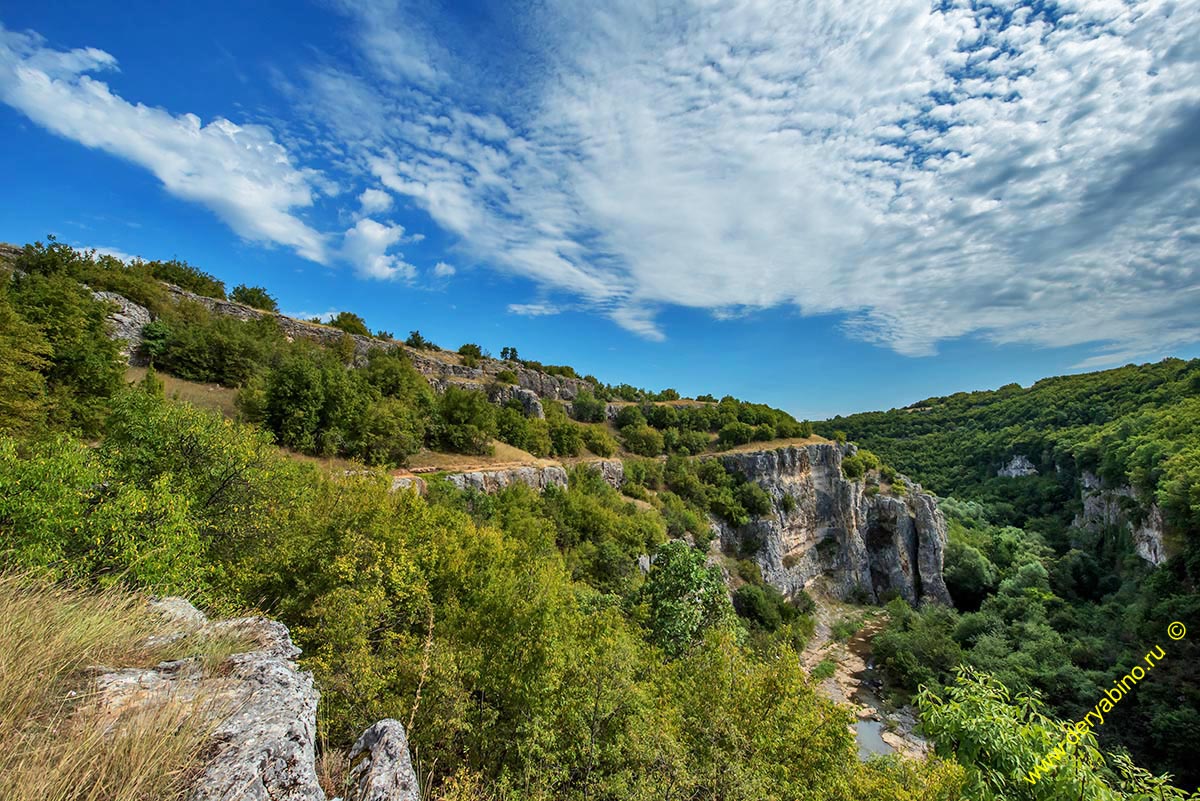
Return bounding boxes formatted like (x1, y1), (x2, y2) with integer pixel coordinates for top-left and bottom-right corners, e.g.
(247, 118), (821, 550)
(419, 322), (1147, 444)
(2, 1), (1197, 421)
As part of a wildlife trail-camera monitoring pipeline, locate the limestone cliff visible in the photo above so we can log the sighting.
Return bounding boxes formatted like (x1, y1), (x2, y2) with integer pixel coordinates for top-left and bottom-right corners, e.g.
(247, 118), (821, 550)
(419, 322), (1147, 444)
(392, 460), (624, 494)
(712, 444), (952, 606)
(1074, 471), (1167, 566)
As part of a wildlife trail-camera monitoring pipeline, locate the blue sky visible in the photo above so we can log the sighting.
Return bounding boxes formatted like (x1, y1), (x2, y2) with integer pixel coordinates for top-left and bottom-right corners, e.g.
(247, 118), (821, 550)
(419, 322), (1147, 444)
(1, 0), (1198, 420)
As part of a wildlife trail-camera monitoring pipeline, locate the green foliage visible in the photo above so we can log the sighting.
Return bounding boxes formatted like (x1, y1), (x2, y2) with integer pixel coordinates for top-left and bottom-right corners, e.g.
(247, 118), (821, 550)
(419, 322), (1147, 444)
(147, 258), (226, 299)
(230, 284), (278, 311)
(919, 668), (1197, 800)
(147, 304), (284, 387)
(457, 342), (483, 359)
(570, 389), (606, 423)
(327, 311), (371, 337)
(732, 583), (798, 632)
(642, 541), (732, 658)
(6, 269), (124, 434)
(433, 386), (497, 455)
(494, 368), (518, 385)
(581, 425), (617, 457)
(811, 659), (837, 681)
(842, 449), (881, 480)
(620, 422), (665, 456)
(718, 420), (755, 448)
(0, 276), (50, 434)
(405, 330), (435, 349)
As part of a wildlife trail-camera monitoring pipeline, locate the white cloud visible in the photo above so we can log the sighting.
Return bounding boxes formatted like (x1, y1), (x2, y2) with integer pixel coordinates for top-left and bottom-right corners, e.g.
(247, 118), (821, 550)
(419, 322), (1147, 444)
(311, 0), (1200, 362)
(87, 245), (141, 263)
(433, 261), (456, 277)
(0, 26), (328, 263)
(341, 218), (415, 280)
(507, 302), (559, 317)
(358, 187), (393, 215)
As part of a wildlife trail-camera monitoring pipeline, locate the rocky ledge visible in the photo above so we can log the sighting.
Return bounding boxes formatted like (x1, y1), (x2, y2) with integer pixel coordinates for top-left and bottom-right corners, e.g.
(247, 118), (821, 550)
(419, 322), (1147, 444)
(392, 459), (624, 495)
(94, 598), (419, 801)
(713, 444), (952, 606)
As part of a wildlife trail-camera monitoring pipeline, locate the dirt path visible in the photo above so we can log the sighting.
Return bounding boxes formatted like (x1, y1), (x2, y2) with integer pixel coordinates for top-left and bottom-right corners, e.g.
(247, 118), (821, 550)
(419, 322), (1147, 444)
(799, 588), (929, 760)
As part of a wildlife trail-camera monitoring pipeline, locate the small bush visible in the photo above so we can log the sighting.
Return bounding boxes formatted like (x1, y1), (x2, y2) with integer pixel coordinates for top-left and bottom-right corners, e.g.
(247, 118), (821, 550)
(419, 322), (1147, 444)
(328, 311), (371, 337)
(810, 659), (838, 682)
(230, 284), (277, 311)
(582, 426), (618, 457)
(495, 369), (518, 385)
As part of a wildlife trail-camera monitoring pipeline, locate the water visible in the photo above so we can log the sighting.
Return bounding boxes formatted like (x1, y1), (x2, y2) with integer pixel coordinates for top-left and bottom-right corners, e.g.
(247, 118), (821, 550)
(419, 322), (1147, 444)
(854, 720), (895, 760)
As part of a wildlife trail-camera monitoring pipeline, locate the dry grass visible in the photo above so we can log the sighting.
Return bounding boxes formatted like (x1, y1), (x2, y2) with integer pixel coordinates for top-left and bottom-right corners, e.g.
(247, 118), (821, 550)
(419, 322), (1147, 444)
(0, 574), (238, 801)
(718, 434), (830, 453)
(125, 367), (240, 420)
(404, 441), (552, 473)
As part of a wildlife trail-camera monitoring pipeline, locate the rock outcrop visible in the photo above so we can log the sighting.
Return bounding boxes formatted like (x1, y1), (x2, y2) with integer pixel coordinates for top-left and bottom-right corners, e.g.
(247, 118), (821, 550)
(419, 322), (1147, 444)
(998, 454), (1038, 478)
(446, 465), (569, 493)
(93, 291), (153, 366)
(391, 460), (624, 495)
(1074, 471), (1167, 566)
(346, 720), (420, 801)
(713, 445), (952, 606)
(93, 598), (420, 801)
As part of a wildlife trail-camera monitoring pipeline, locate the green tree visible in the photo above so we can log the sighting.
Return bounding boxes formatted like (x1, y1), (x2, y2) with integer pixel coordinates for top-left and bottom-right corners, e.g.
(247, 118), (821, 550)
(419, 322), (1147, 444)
(230, 284), (278, 311)
(642, 541), (732, 658)
(328, 311), (371, 337)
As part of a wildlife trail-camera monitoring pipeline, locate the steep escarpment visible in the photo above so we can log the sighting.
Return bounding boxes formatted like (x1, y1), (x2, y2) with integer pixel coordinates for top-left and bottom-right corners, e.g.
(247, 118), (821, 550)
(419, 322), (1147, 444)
(1073, 470), (1168, 566)
(713, 444), (952, 606)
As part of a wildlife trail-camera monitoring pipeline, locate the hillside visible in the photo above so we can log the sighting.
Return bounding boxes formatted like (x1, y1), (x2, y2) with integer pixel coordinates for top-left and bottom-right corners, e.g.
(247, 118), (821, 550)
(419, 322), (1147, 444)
(1, 237), (1198, 800)
(818, 361), (1200, 788)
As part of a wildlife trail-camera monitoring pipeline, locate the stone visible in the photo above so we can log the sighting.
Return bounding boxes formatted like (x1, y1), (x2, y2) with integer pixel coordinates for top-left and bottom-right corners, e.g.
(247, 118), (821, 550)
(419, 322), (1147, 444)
(445, 465), (569, 493)
(93, 290), (153, 366)
(345, 720), (420, 801)
(1074, 471), (1167, 566)
(998, 454), (1038, 477)
(589, 459), (625, 489)
(713, 444), (952, 605)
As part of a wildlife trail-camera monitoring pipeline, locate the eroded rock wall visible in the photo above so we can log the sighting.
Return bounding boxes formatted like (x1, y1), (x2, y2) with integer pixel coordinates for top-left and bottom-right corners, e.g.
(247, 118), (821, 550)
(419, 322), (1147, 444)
(1074, 471), (1167, 566)
(714, 444), (952, 605)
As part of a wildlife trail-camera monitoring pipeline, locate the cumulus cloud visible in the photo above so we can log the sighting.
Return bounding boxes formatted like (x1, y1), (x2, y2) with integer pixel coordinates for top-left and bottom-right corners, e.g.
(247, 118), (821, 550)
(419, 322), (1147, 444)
(358, 187), (393, 215)
(0, 25), (328, 263)
(433, 261), (456, 277)
(311, 0), (1200, 362)
(341, 218), (416, 280)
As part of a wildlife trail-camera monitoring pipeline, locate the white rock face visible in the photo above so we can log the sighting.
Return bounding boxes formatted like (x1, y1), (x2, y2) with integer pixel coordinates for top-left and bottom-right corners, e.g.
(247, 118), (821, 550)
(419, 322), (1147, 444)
(714, 444), (952, 606)
(998, 454), (1038, 478)
(93, 290), (153, 366)
(346, 720), (420, 801)
(1074, 471), (1167, 566)
(93, 598), (421, 801)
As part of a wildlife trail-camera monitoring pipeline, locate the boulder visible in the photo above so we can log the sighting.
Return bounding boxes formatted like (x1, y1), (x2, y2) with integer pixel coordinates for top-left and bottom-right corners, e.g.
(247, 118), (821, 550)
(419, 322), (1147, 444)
(345, 720), (420, 801)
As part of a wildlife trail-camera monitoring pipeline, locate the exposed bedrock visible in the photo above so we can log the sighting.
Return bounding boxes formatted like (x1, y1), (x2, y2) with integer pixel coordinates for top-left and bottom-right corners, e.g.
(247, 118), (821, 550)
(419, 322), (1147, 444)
(712, 444), (952, 606)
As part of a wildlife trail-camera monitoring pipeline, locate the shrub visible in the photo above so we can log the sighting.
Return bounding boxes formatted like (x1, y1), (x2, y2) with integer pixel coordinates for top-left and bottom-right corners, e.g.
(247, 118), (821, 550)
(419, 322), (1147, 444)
(810, 659), (837, 681)
(406, 330), (435, 349)
(571, 390), (606, 423)
(435, 386), (497, 455)
(458, 343), (483, 359)
(328, 311), (371, 337)
(614, 405), (646, 429)
(621, 423), (665, 457)
(148, 258), (226, 298)
(495, 369), (518, 385)
(582, 426), (618, 457)
(717, 421), (755, 448)
(230, 284), (277, 311)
